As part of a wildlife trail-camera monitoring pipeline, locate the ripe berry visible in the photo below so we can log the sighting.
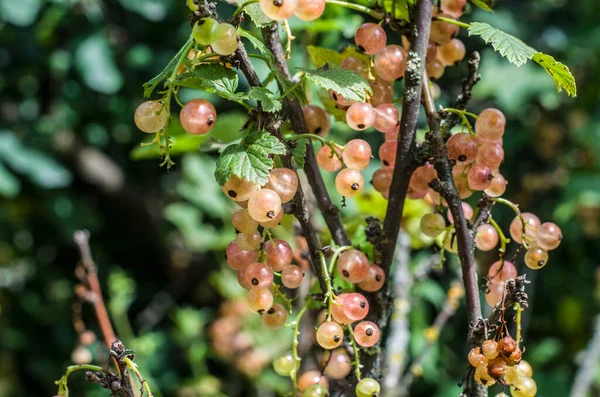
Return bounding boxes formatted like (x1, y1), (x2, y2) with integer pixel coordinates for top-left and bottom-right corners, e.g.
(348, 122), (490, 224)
(356, 378), (380, 397)
(468, 163), (494, 191)
(420, 213), (446, 238)
(441, 0), (467, 17)
(409, 164), (437, 193)
(222, 175), (258, 202)
(343, 293), (369, 321)
(303, 105), (331, 136)
(353, 321), (380, 347)
(134, 100), (167, 133)
(371, 167), (393, 199)
(426, 58), (445, 79)
(298, 370), (329, 391)
(475, 108), (506, 140)
(260, 207), (284, 228)
(536, 222), (562, 250)
(226, 240), (258, 271)
(248, 189), (282, 222)
(430, 14), (459, 45)
(180, 98), (217, 135)
(232, 209), (258, 234)
(341, 56), (367, 77)
(346, 103), (376, 131)
(335, 168), (364, 198)
(244, 262), (274, 288)
(294, 0), (326, 21)
(476, 142), (504, 170)
(447, 202), (474, 224)
(259, 0), (298, 20)
(337, 249), (369, 283)
(245, 287), (273, 313)
(355, 23), (387, 55)
(261, 303), (288, 329)
(468, 347), (486, 367)
(524, 244), (549, 269)
(446, 132), (478, 164)
(437, 38), (466, 65)
(273, 351), (296, 376)
(487, 260), (517, 283)
(485, 173), (508, 197)
(264, 168), (299, 203)
(374, 45), (407, 81)
(303, 384), (329, 397)
(264, 239), (293, 271)
(481, 340), (499, 360)
(475, 224), (499, 251)
(316, 321), (344, 349)
(474, 363), (496, 386)
(330, 90), (354, 107)
(342, 139), (372, 170)
(281, 264), (304, 288)
(236, 230), (262, 251)
(379, 141), (397, 167)
(510, 376), (537, 397)
(374, 103), (399, 133)
(322, 348), (351, 379)
(331, 293), (353, 325)
(369, 79), (394, 107)
(485, 281), (505, 307)
(316, 145), (343, 172)
(509, 213), (541, 244)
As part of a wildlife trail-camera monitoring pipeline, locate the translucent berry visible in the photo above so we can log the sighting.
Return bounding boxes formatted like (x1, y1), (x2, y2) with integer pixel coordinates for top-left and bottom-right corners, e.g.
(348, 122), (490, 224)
(298, 370), (329, 391)
(232, 209), (258, 234)
(430, 14), (459, 45)
(509, 213), (541, 244)
(322, 348), (351, 379)
(474, 363), (496, 386)
(515, 360), (533, 377)
(260, 207), (284, 228)
(356, 378), (380, 397)
(343, 139), (372, 170)
(374, 103), (399, 133)
(475, 108), (506, 140)
(245, 287), (273, 313)
(369, 79), (394, 107)
(248, 189), (282, 222)
(261, 303), (288, 329)
(259, 0), (298, 20)
(487, 260), (517, 282)
(379, 141), (397, 167)
(134, 100), (167, 133)
(294, 0), (326, 21)
(437, 38), (466, 65)
(264, 168), (299, 203)
(265, 239), (293, 271)
(485, 173), (507, 197)
(475, 224), (499, 251)
(226, 240), (258, 271)
(281, 264), (304, 288)
(222, 175), (257, 202)
(468, 163), (494, 191)
(337, 249), (369, 283)
(192, 18), (219, 45)
(481, 340), (499, 360)
(237, 271), (252, 290)
(510, 377), (537, 397)
(341, 56), (367, 77)
(335, 168), (364, 198)
(273, 351), (296, 376)
(536, 222), (562, 250)
(371, 167), (393, 199)
(355, 23), (387, 55)
(426, 58), (445, 79)
(358, 264), (385, 292)
(330, 90), (354, 107)
(244, 262), (274, 288)
(303, 105), (331, 136)
(343, 293), (369, 321)
(236, 230), (262, 251)
(303, 384), (329, 397)
(331, 293), (353, 325)
(468, 347), (486, 367)
(476, 142), (504, 170)
(441, 0), (467, 17)
(524, 244), (549, 269)
(446, 132), (478, 164)
(485, 281), (504, 307)
(374, 45), (407, 81)
(354, 321), (380, 347)
(409, 164), (437, 192)
(453, 172), (473, 199)
(210, 23), (238, 55)
(346, 102), (376, 131)
(420, 213), (446, 238)
(316, 321), (344, 349)
(180, 98), (217, 135)
(316, 145), (343, 172)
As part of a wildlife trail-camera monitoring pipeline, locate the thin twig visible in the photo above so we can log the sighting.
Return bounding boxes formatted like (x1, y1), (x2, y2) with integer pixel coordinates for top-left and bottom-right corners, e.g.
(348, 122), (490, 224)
(441, 52), (481, 134)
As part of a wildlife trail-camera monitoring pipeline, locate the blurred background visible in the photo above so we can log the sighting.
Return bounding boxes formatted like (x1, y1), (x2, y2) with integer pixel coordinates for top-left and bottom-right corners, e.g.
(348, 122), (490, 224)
(1, 0), (599, 396)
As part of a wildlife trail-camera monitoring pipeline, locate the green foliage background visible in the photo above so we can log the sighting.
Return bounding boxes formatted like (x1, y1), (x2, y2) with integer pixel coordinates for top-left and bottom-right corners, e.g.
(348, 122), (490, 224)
(0, 0), (599, 396)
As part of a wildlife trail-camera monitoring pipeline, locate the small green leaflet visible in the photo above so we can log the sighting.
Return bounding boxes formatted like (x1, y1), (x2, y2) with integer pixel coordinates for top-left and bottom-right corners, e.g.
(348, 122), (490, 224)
(468, 21), (576, 96)
(470, 0), (493, 11)
(176, 64), (246, 101)
(249, 87), (282, 113)
(302, 63), (372, 102)
(532, 52), (577, 97)
(143, 34), (194, 97)
(307, 46), (370, 68)
(215, 130), (287, 186)
(382, 0), (410, 22)
(468, 22), (535, 67)
(234, 0), (272, 27)
(293, 139), (307, 169)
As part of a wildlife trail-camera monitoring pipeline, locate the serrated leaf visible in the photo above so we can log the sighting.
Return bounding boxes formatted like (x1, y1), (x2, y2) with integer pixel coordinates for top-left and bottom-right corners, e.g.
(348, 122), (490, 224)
(176, 64), (246, 101)
(468, 22), (536, 67)
(532, 52), (577, 97)
(215, 130), (287, 186)
(382, 0), (410, 21)
(143, 34), (193, 97)
(303, 63), (372, 102)
(307, 46), (371, 68)
(470, 0), (493, 11)
(293, 140), (307, 169)
(249, 87), (282, 113)
(234, 0), (272, 27)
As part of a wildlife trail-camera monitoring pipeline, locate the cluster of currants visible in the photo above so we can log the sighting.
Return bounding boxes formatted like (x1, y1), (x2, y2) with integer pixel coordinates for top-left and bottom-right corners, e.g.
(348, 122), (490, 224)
(258, 0), (326, 22)
(468, 335), (537, 397)
(192, 17), (238, 56)
(134, 98), (217, 136)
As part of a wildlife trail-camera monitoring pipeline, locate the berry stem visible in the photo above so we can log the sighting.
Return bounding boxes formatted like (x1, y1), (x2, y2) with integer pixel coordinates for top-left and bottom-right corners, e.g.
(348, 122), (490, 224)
(282, 20), (295, 59)
(489, 218), (509, 264)
(319, 251), (337, 321)
(231, 0), (260, 18)
(325, 0), (385, 19)
(346, 325), (363, 380)
(123, 356), (154, 397)
(55, 364), (106, 396)
(433, 16), (470, 29)
(291, 300), (311, 391)
(491, 197), (530, 249)
(513, 302), (522, 349)
(442, 108), (476, 135)
(328, 245), (353, 274)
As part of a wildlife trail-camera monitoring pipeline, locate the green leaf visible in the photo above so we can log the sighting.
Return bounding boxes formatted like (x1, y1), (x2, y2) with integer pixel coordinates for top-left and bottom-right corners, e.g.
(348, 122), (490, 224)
(532, 52), (577, 97)
(302, 63), (372, 102)
(214, 130), (287, 186)
(249, 87), (282, 113)
(382, 0), (410, 21)
(176, 64), (246, 101)
(470, 0), (493, 11)
(307, 46), (370, 68)
(468, 22), (536, 67)
(143, 34), (193, 97)
(75, 34), (124, 94)
(293, 140), (307, 169)
(234, 0), (272, 27)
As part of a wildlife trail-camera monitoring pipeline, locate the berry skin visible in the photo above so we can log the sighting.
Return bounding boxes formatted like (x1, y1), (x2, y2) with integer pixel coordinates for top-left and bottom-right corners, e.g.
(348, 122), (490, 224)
(341, 57), (367, 77)
(294, 0), (326, 21)
(474, 364), (496, 386)
(264, 168), (299, 203)
(335, 168), (364, 198)
(509, 213), (541, 244)
(441, 0), (467, 17)
(487, 260), (517, 282)
(264, 239), (293, 271)
(316, 145), (343, 172)
(536, 222), (562, 250)
(487, 357), (507, 380)
(337, 249), (369, 283)
(330, 90), (354, 107)
(497, 336), (517, 357)
(485, 173), (507, 197)
(316, 321), (344, 349)
(342, 139), (372, 170)
(446, 132), (478, 164)
(273, 351), (296, 376)
(281, 264), (304, 288)
(356, 378), (380, 397)
(243, 262), (274, 288)
(476, 142), (504, 170)
(475, 224), (499, 251)
(485, 281), (505, 307)
(232, 209), (258, 234)
(467, 163), (494, 191)
(481, 340), (499, 360)
(343, 293), (369, 321)
(210, 23), (238, 55)
(226, 240), (258, 271)
(475, 108), (506, 140)
(374, 45), (408, 81)
(420, 213), (446, 238)
(430, 14), (459, 45)
(468, 347), (486, 367)
(524, 244), (549, 269)
(510, 377), (537, 397)
(369, 79), (394, 107)
(355, 23), (387, 55)
(180, 98), (217, 135)
(192, 18), (219, 45)
(260, 207), (284, 228)
(298, 370), (329, 391)
(409, 164), (437, 193)
(371, 167), (393, 199)
(426, 58), (445, 79)
(259, 0), (298, 21)
(353, 321), (381, 347)
(437, 38), (466, 65)
(374, 103), (399, 133)
(245, 287), (273, 313)
(236, 230), (262, 251)
(303, 105), (330, 136)
(379, 141), (397, 167)
(358, 265), (386, 293)
(322, 348), (352, 379)
(248, 189), (282, 223)
(303, 385), (329, 397)
(346, 102), (376, 131)
(331, 293), (353, 325)
(134, 100), (167, 133)
(261, 303), (288, 329)
(222, 175), (258, 202)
